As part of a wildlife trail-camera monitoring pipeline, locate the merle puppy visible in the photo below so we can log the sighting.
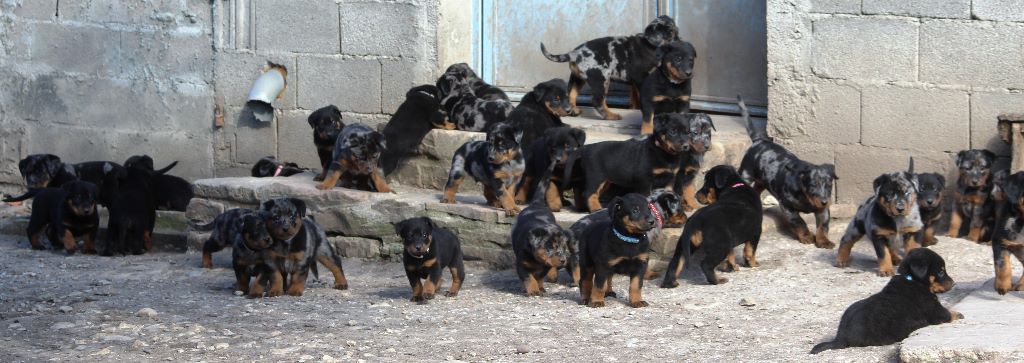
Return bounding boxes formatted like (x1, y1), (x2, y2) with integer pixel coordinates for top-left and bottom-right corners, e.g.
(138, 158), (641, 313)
(381, 84), (450, 176)
(394, 217), (466, 303)
(638, 40), (697, 135)
(506, 79), (573, 158)
(989, 171), (1024, 295)
(672, 113), (715, 210)
(948, 149), (997, 242)
(24, 181), (100, 254)
(511, 178), (572, 296)
(252, 156), (308, 178)
(316, 123), (390, 192)
(515, 126), (586, 212)
(308, 105), (345, 181)
(194, 208), (262, 268)
(437, 74), (514, 132)
(738, 96), (838, 249)
(915, 169), (946, 247)
(578, 193), (656, 308)
(440, 123), (525, 216)
(228, 213), (275, 295)
(812, 248), (960, 354)
(540, 15), (679, 120)
(438, 63), (508, 101)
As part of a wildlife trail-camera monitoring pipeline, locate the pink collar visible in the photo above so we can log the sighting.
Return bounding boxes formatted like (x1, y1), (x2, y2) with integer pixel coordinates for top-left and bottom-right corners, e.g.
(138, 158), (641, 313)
(731, 182), (746, 189)
(272, 165), (284, 177)
(648, 202), (663, 228)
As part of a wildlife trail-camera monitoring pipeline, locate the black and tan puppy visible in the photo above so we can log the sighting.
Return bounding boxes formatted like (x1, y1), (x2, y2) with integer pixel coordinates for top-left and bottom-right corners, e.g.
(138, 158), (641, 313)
(152, 174), (194, 212)
(24, 181), (100, 254)
(948, 149), (997, 242)
(506, 79), (573, 157)
(15, 154), (77, 189)
(638, 40), (697, 135)
(989, 171), (1024, 295)
(579, 193), (656, 308)
(308, 105), (346, 182)
(661, 166), (762, 288)
(540, 16), (679, 120)
(193, 208), (262, 268)
(441, 123), (525, 216)
(394, 217), (465, 303)
(381, 85), (451, 176)
(811, 248), (960, 354)
(515, 126), (586, 212)
(437, 74), (514, 132)
(915, 171), (946, 247)
(738, 96), (838, 249)
(103, 164), (156, 255)
(252, 156), (307, 178)
(511, 179), (571, 296)
(229, 213), (275, 295)
(123, 154), (178, 175)
(251, 198), (348, 298)
(71, 161), (126, 208)
(438, 63), (508, 101)
(316, 123), (391, 192)
(837, 165), (923, 277)
(576, 113), (690, 212)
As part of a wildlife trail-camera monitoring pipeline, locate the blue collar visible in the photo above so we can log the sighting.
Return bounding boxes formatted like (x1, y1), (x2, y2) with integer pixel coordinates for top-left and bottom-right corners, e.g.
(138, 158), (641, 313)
(612, 227), (642, 244)
(904, 275), (913, 281)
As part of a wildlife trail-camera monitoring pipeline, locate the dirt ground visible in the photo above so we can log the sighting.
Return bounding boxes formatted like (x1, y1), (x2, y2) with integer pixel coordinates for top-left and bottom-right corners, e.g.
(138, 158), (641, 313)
(0, 224), (999, 363)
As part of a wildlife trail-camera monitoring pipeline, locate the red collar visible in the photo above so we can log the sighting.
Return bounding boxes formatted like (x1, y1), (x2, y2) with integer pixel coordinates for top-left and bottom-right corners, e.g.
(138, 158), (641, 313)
(272, 165), (284, 177)
(648, 202), (663, 228)
(731, 182), (746, 189)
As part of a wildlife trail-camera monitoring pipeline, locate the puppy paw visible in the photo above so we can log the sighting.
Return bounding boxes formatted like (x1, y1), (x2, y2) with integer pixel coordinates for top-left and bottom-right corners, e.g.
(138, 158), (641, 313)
(313, 175), (324, 182)
(815, 240), (836, 249)
(629, 300), (649, 308)
(504, 208), (520, 217)
(743, 260), (760, 268)
(835, 258), (851, 268)
(525, 291), (542, 297)
(797, 234), (814, 245)
(579, 299), (590, 306)
(267, 288), (284, 298)
(997, 286), (1009, 295)
(605, 113), (622, 121)
(287, 289), (304, 297)
(247, 292), (263, 299)
(82, 248), (97, 255)
(588, 301), (606, 308)
(443, 291), (458, 297)
(30, 245), (46, 251)
(334, 282), (348, 290)
(604, 291), (617, 298)
(439, 197), (456, 204)
(410, 296), (424, 303)
(709, 277), (729, 285)
(951, 310), (964, 321)
(568, 107), (582, 117)
(660, 280), (680, 289)
(877, 267), (895, 277)
(423, 293), (435, 300)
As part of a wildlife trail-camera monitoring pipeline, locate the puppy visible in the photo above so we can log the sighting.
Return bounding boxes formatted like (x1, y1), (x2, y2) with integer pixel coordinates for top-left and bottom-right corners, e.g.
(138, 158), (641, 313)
(576, 113), (690, 212)
(440, 123), (525, 216)
(152, 174), (194, 212)
(661, 166), (763, 287)
(915, 170), (946, 247)
(738, 96), (837, 249)
(123, 155), (178, 175)
(948, 149), (997, 242)
(837, 163), (923, 277)
(15, 154), (77, 189)
(515, 126), (586, 211)
(989, 171), (1024, 294)
(251, 198), (348, 297)
(991, 169), (1010, 204)
(193, 208), (261, 268)
(811, 248), (960, 354)
(71, 161), (126, 208)
(308, 105), (346, 181)
(252, 156), (307, 178)
(510, 180), (571, 296)
(672, 113), (715, 210)
(315, 123), (390, 192)
(437, 74), (514, 132)
(438, 63), (508, 101)
(24, 181), (100, 254)
(103, 164), (156, 255)
(638, 40), (697, 135)
(394, 217), (466, 303)
(540, 15), (679, 120)
(506, 79), (573, 157)
(229, 213), (275, 295)
(579, 193), (656, 308)
(381, 85), (450, 176)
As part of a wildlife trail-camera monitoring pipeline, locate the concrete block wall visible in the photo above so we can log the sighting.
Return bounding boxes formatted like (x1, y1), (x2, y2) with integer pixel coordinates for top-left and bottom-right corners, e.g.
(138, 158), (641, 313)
(768, 0), (1024, 203)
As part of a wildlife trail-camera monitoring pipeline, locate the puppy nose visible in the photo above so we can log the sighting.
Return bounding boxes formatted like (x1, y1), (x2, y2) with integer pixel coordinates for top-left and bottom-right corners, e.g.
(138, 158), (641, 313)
(896, 205), (905, 213)
(684, 70), (692, 76)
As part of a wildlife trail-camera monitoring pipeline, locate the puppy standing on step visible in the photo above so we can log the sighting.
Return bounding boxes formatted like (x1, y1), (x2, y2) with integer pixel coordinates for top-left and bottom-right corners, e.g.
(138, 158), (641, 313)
(308, 105), (345, 182)
(836, 161), (923, 277)
(380, 85), (450, 176)
(638, 40), (696, 135)
(104, 164), (156, 255)
(395, 217), (465, 303)
(316, 123), (391, 192)
(540, 16), (679, 120)
(515, 127), (586, 212)
(578, 193), (656, 308)
(506, 79), (573, 158)
(811, 248), (960, 354)
(737, 96), (838, 249)
(661, 166), (762, 288)
(441, 123), (525, 216)
(989, 171), (1024, 294)
(948, 149), (997, 242)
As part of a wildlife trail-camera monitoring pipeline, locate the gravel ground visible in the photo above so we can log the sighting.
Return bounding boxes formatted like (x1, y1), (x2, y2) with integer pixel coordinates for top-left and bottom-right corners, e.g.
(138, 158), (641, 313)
(0, 224), (998, 362)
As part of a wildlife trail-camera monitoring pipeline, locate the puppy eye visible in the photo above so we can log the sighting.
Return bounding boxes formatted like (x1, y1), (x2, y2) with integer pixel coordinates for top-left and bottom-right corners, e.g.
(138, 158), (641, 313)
(668, 129), (677, 136)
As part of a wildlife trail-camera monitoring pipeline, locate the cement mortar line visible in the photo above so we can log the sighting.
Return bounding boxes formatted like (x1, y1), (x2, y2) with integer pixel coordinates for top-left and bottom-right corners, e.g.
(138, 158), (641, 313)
(806, 12), (1024, 25)
(797, 76), (1021, 94)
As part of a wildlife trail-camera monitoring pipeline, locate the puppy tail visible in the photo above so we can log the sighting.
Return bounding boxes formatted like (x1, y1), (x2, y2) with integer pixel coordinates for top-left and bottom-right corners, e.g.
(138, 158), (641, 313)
(189, 219), (218, 232)
(809, 341), (843, 354)
(907, 157), (915, 174)
(154, 161), (179, 175)
(540, 43), (571, 63)
(738, 95), (771, 143)
(3, 188), (40, 203)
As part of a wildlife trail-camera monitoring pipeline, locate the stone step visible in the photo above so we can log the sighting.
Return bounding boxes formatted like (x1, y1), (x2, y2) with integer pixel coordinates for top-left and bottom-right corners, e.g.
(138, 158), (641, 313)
(0, 209), (189, 252)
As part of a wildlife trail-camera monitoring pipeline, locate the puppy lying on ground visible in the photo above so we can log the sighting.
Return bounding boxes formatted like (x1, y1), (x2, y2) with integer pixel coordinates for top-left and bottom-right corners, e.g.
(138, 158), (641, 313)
(661, 165), (762, 287)
(511, 174), (571, 296)
(381, 85), (450, 176)
(638, 40), (696, 135)
(579, 193), (656, 308)
(506, 79), (573, 158)
(394, 217), (465, 303)
(252, 156), (308, 178)
(515, 126), (586, 212)
(316, 123), (390, 192)
(811, 248), (960, 354)
(25, 181), (100, 254)
(441, 123), (525, 216)
(308, 105), (346, 182)
(989, 171), (1024, 294)
(948, 149), (997, 242)
(438, 63), (508, 101)
(540, 16), (679, 120)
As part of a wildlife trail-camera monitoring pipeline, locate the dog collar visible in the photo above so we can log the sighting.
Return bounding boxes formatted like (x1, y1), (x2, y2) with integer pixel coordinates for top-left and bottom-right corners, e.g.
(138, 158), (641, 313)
(612, 227), (642, 244)
(731, 182), (746, 189)
(272, 165), (284, 177)
(648, 203), (663, 228)
(409, 247), (429, 259)
(904, 275), (913, 281)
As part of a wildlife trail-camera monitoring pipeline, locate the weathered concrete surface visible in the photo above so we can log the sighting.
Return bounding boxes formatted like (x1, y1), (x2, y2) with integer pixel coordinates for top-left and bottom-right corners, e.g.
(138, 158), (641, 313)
(900, 279), (1024, 362)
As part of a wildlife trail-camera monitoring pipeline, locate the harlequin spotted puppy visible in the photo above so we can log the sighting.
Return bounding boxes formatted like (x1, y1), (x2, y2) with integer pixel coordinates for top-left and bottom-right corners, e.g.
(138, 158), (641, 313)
(307, 105), (345, 182)
(737, 96), (838, 249)
(440, 123), (525, 217)
(506, 79), (573, 157)
(252, 156), (307, 178)
(661, 166), (762, 288)
(579, 193), (656, 308)
(672, 112), (715, 211)
(228, 213), (275, 295)
(515, 126), (586, 212)
(316, 123), (391, 192)
(438, 63), (508, 101)
(836, 164), (923, 277)
(638, 40), (697, 135)
(395, 217), (465, 303)
(948, 149), (997, 242)
(250, 198), (348, 298)
(811, 248), (960, 354)
(194, 208), (263, 268)
(437, 74), (514, 132)
(24, 181), (100, 254)
(914, 169), (946, 247)
(540, 16), (679, 120)
(989, 171), (1024, 295)
(511, 181), (572, 296)
(381, 85), (450, 176)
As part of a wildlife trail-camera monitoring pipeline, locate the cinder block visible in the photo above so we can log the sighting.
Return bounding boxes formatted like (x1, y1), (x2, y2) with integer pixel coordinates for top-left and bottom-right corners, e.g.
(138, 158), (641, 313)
(9, 0), (57, 20)
(862, 0), (969, 19)
(861, 86), (969, 152)
(773, 140), (836, 166)
(224, 106), (277, 164)
(786, 83), (860, 144)
(920, 20), (1024, 89)
(214, 52), (296, 110)
(381, 59), (436, 113)
(297, 57), (381, 114)
(118, 31), (213, 80)
(255, 0), (340, 54)
(340, 1), (421, 57)
(14, 22), (120, 76)
(834, 144), (952, 203)
(971, 92), (1024, 156)
(811, 17), (917, 81)
(809, 0), (860, 14)
(972, 0), (1024, 22)
(276, 109), (322, 170)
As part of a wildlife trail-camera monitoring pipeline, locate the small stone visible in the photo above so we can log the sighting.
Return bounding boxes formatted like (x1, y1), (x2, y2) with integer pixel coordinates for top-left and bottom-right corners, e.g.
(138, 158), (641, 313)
(298, 354), (314, 362)
(214, 343), (230, 350)
(7, 323), (24, 331)
(321, 355), (339, 363)
(59, 306), (73, 313)
(515, 345), (530, 354)
(131, 340), (149, 350)
(345, 340), (357, 347)
(233, 290), (244, 296)
(94, 279), (112, 286)
(137, 308), (158, 318)
(693, 322), (705, 328)
(51, 322), (75, 330)
(347, 320), (358, 326)
(103, 335), (134, 343)
(739, 298), (757, 307)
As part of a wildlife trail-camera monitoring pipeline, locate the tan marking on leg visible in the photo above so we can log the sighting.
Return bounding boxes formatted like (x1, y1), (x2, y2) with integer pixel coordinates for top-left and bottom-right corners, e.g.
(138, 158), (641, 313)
(267, 270), (285, 297)
(202, 252), (213, 269)
(316, 169), (343, 190)
(248, 273), (266, 298)
(500, 186), (520, 216)
(691, 231), (703, 248)
(286, 271), (306, 296)
(947, 209), (963, 237)
(514, 176), (533, 205)
(878, 248), (895, 277)
(887, 245), (903, 266)
(836, 239), (856, 267)
(602, 100), (622, 121)
(143, 230), (152, 252)
(545, 181), (562, 212)
(446, 267), (462, 297)
(423, 277), (437, 299)
(545, 267), (558, 283)
(411, 279), (424, 301)
(814, 220), (834, 249)
(923, 226), (937, 246)
(640, 114), (654, 135)
(62, 230), (76, 253)
(30, 233), (43, 250)
(82, 233), (96, 254)
(440, 175), (464, 204)
(316, 255), (349, 290)
(628, 274), (648, 308)
(967, 226), (983, 242)
(587, 180), (608, 212)
(743, 242), (759, 268)
(589, 277), (606, 307)
(370, 168), (392, 193)
(579, 267), (594, 305)
(681, 183), (698, 211)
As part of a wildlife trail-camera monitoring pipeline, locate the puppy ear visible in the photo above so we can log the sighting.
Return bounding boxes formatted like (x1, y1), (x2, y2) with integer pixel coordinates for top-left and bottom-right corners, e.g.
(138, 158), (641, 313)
(611, 196), (625, 213)
(570, 128), (586, 147)
(703, 114), (716, 131)
(714, 168), (733, 189)
(394, 220), (408, 236)
(936, 173), (946, 187)
(823, 164), (838, 180)
(290, 198), (307, 217)
(423, 217), (437, 231)
(261, 199), (275, 212)
(18, 158), (29, 175)
(655, 44), (667, 60)
(514, 130), (524, 146)
(375, 132), (387, 151)
(532, 82), (548, 101)
(983, 150), (996, 163)
(872, 175), (885, 196)
(898, 255), (930, 282)
(955, 150), (966, 167)
(45, 155), (63, 176)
